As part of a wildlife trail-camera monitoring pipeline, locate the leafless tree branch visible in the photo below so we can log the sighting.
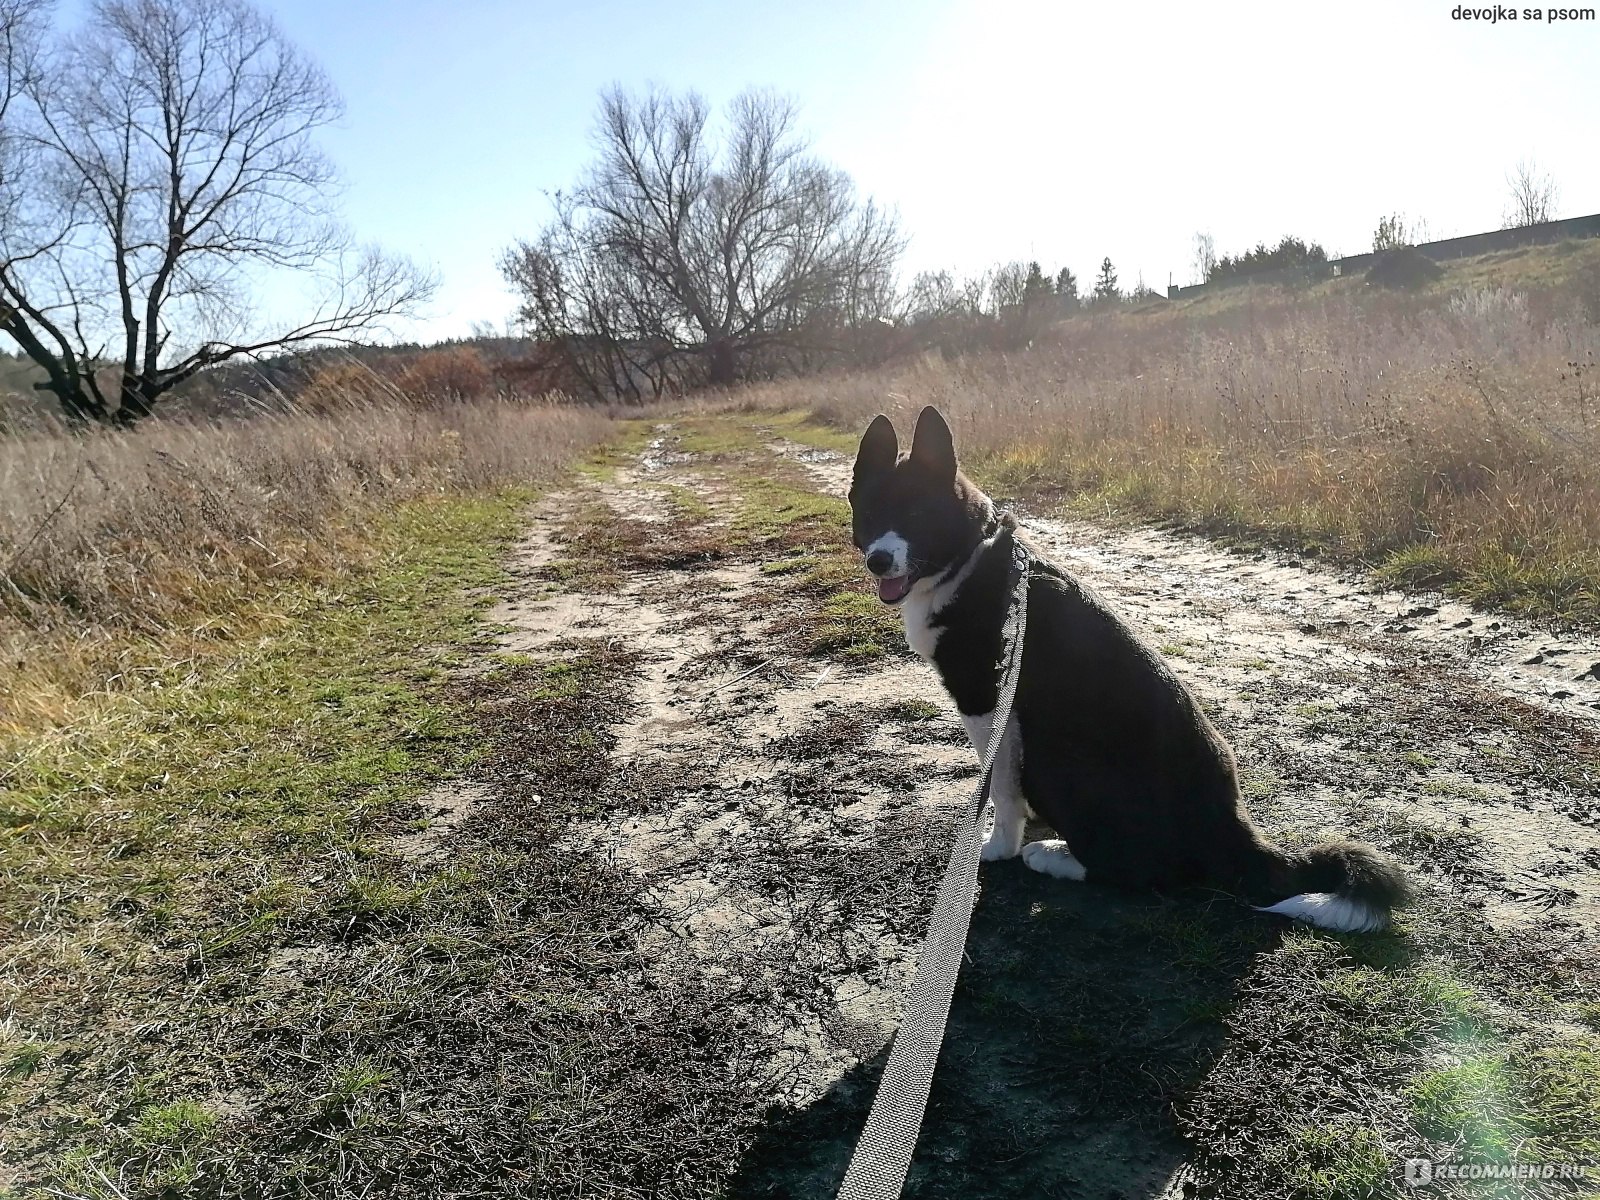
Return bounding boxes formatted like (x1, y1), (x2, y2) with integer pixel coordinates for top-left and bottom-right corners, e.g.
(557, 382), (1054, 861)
(1504, 158), (1559, 229)
(0, 0), (433, 426)
(501, 85), (903, 399)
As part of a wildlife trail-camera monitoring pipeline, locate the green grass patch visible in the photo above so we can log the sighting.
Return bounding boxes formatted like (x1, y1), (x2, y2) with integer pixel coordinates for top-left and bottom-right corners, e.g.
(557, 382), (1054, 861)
(49, 1098), (222, 1195)
(1410, 1056), (1524, 1160)
(808, 588), (903, 661)
(1400, 1033), (1600, 1171)
(1238, 766), (1281, 802)
(760, 552), (819, 575)
(1179, 918), (1557, 1198)
(882, 698), (943, 722)
(1377, 543), (1460, 591)
(320, 1057), (396, 1117)
(131, 1099), (217, 1151)
(1422, 776), (1501, 803)
(1516, 1034), (1600, 1159)
(1261, 1120), (1391, 1200)
(767, 409), (859, 455)
(673, 419), (764, 458)
(664, 483), (714, 521)
(577, 418), (658, 480)
(1, 488), (542, 1185)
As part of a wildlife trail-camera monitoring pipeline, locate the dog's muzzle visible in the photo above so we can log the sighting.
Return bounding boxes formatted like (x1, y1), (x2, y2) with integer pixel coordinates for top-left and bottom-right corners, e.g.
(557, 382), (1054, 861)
(865, 550), (912, 604)
(877, 575), (912, 603)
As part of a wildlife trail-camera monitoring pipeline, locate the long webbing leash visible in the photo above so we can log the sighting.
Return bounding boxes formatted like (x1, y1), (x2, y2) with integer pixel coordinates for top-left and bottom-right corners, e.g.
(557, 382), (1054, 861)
(836, 532), (1031, 1200)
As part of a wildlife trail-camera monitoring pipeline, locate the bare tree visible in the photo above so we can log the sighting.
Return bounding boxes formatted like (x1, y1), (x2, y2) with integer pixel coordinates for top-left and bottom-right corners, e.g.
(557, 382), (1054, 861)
(0, 0), (431, 426)
(1373, 212), (1436, 252)
(0, 0), (54, 317)
(987, 261), (1029, 314)
(1192, 232), (1216, 285)
(1504, 158), (1559, 229)
(905, 269), (996, 325)
(501, 86), (903, 398)
(954, 271), (989, 318)
(904, 270), (960, 322)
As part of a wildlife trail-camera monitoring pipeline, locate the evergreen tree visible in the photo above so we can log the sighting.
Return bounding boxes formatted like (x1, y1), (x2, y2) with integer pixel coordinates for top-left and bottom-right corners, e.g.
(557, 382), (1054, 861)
(1055, 267), (1079, 311)
(1092, 257), (1120, 304)
(1209, 235), (1328, 283)
(1023, 261), (1053, 302)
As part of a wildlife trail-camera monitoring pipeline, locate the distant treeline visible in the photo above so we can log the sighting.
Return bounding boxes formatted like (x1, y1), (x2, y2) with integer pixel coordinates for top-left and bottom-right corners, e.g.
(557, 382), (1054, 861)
(1207, 236), (1329, 284)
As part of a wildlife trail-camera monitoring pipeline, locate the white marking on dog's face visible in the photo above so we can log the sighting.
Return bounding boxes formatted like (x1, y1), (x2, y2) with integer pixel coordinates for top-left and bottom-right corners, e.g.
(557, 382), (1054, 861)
(864, 531), (909, 577)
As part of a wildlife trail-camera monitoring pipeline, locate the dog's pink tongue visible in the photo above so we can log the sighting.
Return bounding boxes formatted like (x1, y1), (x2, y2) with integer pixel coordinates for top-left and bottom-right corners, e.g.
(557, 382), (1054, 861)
(878, 575), (911, 604)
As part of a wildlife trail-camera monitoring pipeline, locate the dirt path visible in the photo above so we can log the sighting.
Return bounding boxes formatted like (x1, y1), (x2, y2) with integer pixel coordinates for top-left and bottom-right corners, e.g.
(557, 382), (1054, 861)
(442, 417), (1599, 1199)
(489, 436), (981, 1113)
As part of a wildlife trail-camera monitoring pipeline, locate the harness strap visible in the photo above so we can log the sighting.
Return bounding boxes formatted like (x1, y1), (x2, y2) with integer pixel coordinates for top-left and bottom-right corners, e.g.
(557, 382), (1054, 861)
(836, 532), (1031, 1200)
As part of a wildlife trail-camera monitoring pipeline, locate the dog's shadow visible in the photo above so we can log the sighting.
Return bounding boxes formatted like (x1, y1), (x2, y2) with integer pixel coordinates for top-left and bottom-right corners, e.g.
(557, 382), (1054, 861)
(729, 859), (1284, 1199)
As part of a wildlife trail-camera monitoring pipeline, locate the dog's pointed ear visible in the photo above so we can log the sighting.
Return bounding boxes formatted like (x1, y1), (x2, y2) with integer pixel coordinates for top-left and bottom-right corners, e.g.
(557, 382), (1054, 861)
(853, 414), (898, 487)
(908, 406), (956, 479)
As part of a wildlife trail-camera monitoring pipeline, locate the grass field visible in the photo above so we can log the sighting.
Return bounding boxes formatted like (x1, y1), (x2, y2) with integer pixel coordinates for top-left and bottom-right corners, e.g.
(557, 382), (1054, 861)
(0, 398), (611, 1193)
(12, 408), (1597, 1198)
(5, 241), (1600, 1198)
(0, 397), (609, 730)
(740, 239), (1600, 629)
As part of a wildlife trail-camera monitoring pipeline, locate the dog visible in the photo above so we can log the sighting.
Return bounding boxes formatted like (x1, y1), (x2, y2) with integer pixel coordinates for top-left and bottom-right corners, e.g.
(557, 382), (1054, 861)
(849, 406), (1408, 933)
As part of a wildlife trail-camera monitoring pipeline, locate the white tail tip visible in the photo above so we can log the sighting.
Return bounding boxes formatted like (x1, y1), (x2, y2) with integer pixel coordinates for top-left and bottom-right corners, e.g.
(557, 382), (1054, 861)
(1254, 891), (1388, 934)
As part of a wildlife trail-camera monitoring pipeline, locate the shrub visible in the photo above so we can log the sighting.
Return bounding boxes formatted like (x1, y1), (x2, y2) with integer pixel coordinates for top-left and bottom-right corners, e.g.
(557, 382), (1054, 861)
(396, 346), (496, 402)
(1366, 247), (1444, 290)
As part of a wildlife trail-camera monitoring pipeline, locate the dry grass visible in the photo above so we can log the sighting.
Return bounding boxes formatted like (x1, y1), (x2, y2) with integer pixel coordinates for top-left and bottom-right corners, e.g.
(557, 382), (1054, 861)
(740, 243), (1600, 625)
(0, 396), (611, 734)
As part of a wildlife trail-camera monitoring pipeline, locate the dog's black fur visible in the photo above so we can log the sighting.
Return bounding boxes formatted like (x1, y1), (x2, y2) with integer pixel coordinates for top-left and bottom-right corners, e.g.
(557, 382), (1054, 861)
(850, 407), (1408, 927)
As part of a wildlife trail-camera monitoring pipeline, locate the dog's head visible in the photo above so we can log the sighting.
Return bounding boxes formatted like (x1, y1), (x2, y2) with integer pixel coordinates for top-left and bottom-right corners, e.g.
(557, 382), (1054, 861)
(848, 406), (993, 606)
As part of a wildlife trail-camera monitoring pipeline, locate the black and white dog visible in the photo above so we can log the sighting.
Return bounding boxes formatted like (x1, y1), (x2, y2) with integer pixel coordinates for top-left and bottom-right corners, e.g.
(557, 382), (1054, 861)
(850, 406), (1408, 933)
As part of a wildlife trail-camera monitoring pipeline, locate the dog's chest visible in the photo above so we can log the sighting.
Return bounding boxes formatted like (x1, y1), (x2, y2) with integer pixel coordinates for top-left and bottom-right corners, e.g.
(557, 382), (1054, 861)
(900, 588), (943, 660)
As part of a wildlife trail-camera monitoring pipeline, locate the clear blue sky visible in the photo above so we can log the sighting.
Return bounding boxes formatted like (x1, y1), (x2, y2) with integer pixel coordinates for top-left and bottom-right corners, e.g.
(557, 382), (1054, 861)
(256, 0), (1598, 340)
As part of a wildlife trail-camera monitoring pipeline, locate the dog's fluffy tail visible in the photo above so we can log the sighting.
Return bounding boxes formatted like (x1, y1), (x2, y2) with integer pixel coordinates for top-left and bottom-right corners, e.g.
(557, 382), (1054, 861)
(1250, 839), (1410, 934)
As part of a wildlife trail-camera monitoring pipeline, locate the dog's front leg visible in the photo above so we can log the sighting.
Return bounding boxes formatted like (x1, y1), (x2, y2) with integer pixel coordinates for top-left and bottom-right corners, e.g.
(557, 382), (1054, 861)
(963, 713), (1028, 861)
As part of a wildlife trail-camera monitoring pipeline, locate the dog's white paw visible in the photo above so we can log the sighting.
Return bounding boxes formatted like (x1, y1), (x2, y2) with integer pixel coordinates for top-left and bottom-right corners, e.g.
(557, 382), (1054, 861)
(980, 828), (1023, 861)
(1021, 839), (1087, 881)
